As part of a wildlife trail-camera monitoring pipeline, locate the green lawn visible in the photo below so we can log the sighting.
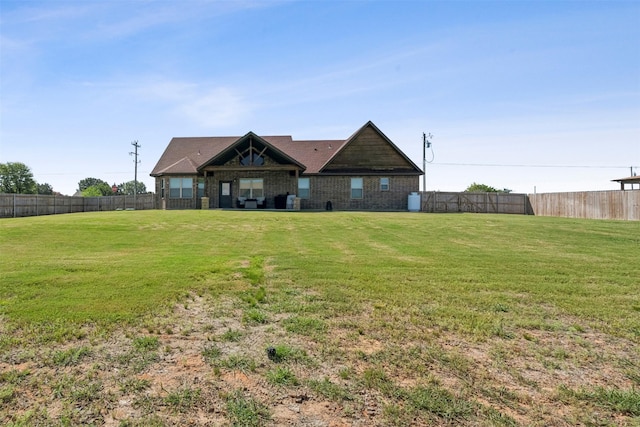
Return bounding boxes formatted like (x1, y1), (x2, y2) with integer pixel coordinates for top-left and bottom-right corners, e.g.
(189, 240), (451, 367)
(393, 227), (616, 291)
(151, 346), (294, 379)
(1, 211), (638, 426)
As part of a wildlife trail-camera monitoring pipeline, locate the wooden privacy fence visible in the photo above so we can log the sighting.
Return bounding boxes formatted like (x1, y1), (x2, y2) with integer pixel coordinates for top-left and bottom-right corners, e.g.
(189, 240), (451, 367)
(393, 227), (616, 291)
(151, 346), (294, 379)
(0, 194), (156, 218)
(2, 191), (638, 220)
(418, 190), (638, 220)
(420, 192), (530, 215)
(528, 191), (639, 221)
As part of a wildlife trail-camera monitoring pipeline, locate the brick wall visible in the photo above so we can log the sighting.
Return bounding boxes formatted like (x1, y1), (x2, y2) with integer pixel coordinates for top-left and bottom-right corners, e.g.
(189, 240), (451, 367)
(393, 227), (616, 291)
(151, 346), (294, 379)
(205, 171), (297, 209)
(155, 176), (198, 210)
(156, 174), (419, 211)
(302, 175), (418, 210)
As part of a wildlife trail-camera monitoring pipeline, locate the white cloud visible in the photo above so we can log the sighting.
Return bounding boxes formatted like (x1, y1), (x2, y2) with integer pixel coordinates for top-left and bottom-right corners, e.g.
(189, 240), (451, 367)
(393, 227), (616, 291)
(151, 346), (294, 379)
(179, 87), (250, 128)
(137, 80), (251, 129)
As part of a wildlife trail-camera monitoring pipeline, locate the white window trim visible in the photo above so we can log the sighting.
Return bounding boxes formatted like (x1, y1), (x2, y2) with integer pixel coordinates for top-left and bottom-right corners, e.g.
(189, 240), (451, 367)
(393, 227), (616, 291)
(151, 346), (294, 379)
(351, 177), (363, 199)
(169, 177), (193, 199)
(298, 177), (310, 199)
(239, 178), (264, 199)
(380, 177), (390, 191)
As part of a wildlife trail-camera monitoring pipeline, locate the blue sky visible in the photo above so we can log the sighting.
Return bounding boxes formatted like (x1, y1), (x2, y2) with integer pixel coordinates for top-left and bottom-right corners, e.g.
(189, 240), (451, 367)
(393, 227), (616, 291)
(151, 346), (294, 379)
(1, 0), (638, 195)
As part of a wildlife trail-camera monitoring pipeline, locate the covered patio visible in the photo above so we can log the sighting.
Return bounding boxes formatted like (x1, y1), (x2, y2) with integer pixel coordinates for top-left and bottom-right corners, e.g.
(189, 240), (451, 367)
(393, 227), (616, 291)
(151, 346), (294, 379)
(612, 176), (640, 190)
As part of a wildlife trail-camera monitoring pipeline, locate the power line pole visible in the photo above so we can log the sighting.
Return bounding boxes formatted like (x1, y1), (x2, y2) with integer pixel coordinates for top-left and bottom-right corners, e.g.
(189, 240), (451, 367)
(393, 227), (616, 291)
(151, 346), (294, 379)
(130, 141), (141, 208)
(422, 132), (433, 192)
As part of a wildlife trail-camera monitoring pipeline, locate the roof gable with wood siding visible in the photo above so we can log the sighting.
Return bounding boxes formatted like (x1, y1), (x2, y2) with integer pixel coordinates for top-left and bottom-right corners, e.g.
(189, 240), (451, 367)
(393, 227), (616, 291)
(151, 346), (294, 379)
(320, 121), (422, 175)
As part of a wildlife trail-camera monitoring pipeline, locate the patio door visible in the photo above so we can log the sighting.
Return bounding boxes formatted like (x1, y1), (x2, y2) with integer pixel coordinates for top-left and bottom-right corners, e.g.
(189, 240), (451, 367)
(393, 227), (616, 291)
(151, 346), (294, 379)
(219, 181), (232, 208)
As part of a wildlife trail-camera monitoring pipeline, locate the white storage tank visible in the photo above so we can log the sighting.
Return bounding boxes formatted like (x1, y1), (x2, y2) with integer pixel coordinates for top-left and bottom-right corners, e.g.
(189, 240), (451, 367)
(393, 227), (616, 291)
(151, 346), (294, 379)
(286, 194), (297, 209)
(408, 192), (421, 212)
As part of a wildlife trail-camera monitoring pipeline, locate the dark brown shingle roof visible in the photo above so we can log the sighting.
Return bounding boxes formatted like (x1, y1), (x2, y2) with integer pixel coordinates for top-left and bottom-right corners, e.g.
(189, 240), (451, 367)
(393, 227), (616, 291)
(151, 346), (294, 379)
(151, 135), (298, 175)
(151, 137), (237, 175)
(269, 139), (347, 174)
(150, 121), (422, 176)
(151, 134), (347, 176)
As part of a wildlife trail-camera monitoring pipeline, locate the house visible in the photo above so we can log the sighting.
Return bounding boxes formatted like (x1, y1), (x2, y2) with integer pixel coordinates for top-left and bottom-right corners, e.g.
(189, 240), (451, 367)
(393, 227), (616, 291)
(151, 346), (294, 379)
(150, 121), (423, 210)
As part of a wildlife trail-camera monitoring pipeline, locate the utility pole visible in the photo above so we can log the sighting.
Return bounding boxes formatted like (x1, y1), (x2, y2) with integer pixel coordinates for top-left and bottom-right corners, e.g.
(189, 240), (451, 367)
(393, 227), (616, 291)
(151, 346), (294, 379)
(422, 132), (433, 192)
(130, 141), (141, 208)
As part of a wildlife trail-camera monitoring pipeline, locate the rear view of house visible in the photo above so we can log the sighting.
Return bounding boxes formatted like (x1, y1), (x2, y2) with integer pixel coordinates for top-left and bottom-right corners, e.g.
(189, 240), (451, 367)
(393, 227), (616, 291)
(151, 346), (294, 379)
(150, 121), (423, 211)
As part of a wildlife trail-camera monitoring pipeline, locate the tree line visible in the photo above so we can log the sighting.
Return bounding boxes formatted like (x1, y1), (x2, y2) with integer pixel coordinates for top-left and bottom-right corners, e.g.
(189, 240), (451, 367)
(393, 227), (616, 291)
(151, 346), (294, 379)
(464, 183), (512, 193)
(0, 162), (147, 196)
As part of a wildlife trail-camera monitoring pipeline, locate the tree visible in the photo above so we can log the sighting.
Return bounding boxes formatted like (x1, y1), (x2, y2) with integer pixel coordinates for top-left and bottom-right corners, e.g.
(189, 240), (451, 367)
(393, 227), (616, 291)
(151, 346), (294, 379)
(82, 182), (113, 197)
(78, 177), (110, 192)
(464, 182), (512, 193)
(37, 183), (54, 195)
(118, 180), (147, 195)
(0, 162), (37, 194)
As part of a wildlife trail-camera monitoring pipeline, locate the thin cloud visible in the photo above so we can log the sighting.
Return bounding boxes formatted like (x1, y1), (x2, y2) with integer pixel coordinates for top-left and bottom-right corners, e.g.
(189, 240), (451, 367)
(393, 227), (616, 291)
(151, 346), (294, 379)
(1, 1), (287, 45)
(137, 79), (252, 129)
(2, 3), (91, 24)
(247, 42), (444, 109)
(179, 87), (250, 129)
(0, 34), (29, 52)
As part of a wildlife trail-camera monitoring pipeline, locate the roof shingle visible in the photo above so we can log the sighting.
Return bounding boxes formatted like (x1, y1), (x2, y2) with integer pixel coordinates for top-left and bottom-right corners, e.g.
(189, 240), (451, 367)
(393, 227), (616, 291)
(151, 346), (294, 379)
(150, 121), (422, 176)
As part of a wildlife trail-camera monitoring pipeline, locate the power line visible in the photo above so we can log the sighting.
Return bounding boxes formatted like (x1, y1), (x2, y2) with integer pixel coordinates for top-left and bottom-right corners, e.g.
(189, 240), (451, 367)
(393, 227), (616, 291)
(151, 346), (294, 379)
(35, 170), (152, 176)
(432, 163), (634, 169)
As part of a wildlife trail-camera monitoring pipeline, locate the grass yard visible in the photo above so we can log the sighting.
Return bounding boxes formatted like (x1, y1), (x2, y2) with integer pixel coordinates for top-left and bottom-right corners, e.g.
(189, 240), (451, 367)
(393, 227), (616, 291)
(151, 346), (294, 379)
(0, 210), (638, 426)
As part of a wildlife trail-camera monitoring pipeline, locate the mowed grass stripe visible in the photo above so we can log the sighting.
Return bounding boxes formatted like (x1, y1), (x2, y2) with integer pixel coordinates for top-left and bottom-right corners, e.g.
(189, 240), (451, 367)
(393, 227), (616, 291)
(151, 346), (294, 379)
(0, 210), (638, 341)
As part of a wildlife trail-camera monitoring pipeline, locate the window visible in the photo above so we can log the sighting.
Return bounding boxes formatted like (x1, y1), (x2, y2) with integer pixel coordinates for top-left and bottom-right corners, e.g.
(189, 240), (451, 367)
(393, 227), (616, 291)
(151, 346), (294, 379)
(298, 178), (310, 199)
(240, 150), (264, 166)
(351, 177), (363, 199)
(161, 179), (165, 198)
(169, 178), (193, 198)
(239, 178), (264, 198)
(380, 177), (389, 191)
(221, 182), (231, 196)
(197, 178), (205, 198)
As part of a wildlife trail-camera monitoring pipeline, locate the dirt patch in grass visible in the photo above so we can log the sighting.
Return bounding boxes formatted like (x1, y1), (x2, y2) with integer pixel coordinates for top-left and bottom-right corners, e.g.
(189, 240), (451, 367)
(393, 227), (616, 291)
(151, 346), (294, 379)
(1, 293), (638, 426)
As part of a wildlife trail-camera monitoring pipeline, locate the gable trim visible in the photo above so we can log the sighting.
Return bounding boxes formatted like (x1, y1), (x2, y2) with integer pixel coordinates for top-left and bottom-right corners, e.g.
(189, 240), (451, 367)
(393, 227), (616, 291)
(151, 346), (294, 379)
(199, 131), (306, 171)
(318, 121), (423, 174)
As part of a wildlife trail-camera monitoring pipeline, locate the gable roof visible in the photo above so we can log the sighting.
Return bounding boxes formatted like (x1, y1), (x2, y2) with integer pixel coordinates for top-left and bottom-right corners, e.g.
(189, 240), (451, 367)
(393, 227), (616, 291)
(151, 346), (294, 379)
(268, 139), (347, 174)
(204, 132), (305, 170)
(150, 134), (299, 176)
(319, 121), (423, 174)
(151, 136), (237, 175)
(151, 121), (422, 177)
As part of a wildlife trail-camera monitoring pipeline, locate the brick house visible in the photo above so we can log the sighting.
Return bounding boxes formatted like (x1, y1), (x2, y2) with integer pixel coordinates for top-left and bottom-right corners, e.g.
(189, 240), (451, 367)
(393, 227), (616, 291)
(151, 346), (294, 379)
(150, 121), (422, 210)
